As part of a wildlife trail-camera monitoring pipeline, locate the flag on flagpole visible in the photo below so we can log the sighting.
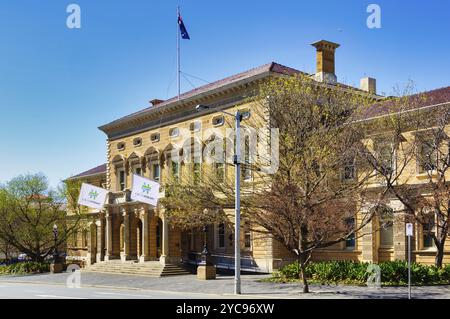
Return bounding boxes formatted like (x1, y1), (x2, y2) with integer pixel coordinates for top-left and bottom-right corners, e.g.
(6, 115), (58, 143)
(130, 174), (161, 206)
(78, 183), (108, 210)
(178, 13), (190, 39)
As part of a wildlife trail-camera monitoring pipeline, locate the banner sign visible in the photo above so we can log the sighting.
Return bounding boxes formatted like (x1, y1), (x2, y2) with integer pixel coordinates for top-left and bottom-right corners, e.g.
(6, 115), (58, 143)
(78, 183), (108, 210)
(130, 174), (160, 206)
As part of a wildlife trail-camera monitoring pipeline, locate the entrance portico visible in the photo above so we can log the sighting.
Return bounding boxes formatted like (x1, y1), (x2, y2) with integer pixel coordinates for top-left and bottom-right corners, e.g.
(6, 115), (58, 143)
(87, 192), (181, 266)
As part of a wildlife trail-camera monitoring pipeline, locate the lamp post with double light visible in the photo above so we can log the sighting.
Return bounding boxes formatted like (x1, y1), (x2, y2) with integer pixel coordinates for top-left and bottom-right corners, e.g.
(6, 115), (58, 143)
(196, 104), (242, 294)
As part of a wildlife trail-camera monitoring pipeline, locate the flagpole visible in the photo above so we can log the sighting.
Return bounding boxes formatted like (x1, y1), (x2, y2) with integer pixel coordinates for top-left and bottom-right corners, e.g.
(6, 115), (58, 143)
(177, 6), (181, 100)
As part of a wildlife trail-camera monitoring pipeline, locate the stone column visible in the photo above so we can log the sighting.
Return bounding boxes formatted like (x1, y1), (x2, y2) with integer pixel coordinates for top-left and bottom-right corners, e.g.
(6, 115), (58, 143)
(361, 218), (379, 263)
(104, 211), (113, 261)
(140, 208), (150, 262)
(160, 213), (170, 265)
(96, 215), (105, 263)
(121, 208), (131, 261)
(390, 200), (413, 261)
(393, 212), (414, 261)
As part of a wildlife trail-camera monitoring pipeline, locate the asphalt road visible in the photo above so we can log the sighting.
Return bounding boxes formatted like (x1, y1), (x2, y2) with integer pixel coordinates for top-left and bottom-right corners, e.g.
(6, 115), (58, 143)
(0, 282), (228, 299)
(1, 273), (450, 299)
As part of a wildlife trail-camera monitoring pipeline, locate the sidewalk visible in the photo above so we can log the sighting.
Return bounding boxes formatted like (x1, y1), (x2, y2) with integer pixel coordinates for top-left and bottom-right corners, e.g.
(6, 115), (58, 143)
(0, 272), (449, 299)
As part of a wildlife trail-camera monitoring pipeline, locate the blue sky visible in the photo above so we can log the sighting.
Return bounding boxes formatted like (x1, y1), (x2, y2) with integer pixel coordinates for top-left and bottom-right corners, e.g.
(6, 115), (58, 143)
(1, 0), (449, 187)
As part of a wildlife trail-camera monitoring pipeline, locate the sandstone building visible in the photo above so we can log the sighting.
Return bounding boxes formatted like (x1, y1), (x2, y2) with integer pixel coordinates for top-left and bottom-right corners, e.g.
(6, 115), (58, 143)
(66, 40), (450, 273)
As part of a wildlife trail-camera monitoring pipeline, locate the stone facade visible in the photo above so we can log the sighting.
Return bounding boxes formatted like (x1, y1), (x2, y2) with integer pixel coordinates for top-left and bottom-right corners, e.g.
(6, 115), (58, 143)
(66, 41), (450, 272)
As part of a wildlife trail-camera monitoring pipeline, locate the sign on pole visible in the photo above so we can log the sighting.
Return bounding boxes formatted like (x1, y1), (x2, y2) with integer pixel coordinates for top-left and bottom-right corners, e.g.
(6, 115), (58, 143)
(78, 183), (108, 210)
(406, 223), (413, 236)
(406, 223), (413, 299)
(130, 174), (160, 206)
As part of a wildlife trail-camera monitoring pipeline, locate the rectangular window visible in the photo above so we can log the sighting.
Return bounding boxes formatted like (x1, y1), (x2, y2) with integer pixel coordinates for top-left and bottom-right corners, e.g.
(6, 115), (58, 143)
(134, 167), (142, 176)
(376, 142), (394, 176)
(345, 218), (356, 249)
(418, 140), (438, 173)
(118, 169), (126, 191)
(152, 164), (160, 182)
(244, 230), (252, 249)
(423, 221), (435, 249)
(171, 161), (180, 180)
(217, 223), (225, 248)
(379, 209), (394, 247)
(72, 231), (78, 247)
(342, 156), (356, 181)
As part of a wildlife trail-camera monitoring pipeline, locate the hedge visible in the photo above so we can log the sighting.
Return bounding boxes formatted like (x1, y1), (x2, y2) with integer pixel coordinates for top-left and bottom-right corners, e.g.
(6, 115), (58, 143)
(273, 260), (450, 285)
(0, 262), (50, 275)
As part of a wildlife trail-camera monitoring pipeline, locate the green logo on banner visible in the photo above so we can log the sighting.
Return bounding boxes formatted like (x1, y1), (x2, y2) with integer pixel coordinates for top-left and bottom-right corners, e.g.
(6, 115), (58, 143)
(89, 190), (99, 200)
(142, 183), (151, 194)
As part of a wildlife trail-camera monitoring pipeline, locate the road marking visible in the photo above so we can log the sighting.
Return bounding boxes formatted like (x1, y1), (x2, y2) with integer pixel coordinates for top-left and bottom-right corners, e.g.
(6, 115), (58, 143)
(35, 294), (87, 299)
(25, 290), (45, 294)
(94, 292), (151, 298)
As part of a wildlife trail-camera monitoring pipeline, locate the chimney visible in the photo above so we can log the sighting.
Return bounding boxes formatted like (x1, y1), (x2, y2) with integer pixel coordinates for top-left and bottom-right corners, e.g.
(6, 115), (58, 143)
(360, 77), (377, 94)
(150, 99), (165, 106)
(311, 40), (340, 84)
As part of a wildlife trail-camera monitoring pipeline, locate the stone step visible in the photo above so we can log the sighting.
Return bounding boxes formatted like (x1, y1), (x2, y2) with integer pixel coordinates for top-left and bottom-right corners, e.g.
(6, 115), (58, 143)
(83, 261), (191, 277)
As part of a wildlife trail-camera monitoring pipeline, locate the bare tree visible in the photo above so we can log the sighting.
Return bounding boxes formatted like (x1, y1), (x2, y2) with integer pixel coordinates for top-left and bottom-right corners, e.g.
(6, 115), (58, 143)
(355, 85), (450, 267)
(163, 74), (381, 292)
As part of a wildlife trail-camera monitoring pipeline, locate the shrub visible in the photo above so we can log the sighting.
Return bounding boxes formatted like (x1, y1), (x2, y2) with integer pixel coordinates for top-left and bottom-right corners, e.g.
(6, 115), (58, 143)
(274, 260), (450, 285)
(0, 262), (50, 275)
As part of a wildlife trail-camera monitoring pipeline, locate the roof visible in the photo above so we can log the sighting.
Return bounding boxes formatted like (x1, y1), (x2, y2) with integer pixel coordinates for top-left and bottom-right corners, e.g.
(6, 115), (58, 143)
(99, 62), (304, 132)
(67, 164), (107, 181)
(98, 61), (383, 136)
(355, 86), (450, 121)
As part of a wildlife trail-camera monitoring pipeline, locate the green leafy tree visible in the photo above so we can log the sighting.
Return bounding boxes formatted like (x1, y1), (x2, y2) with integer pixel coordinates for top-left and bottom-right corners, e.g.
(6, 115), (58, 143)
(0, 173), (84, 262)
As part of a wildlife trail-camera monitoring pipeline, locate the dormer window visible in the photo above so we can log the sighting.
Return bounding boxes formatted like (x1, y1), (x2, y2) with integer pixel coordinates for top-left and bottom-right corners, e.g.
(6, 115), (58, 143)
(212, 115), (224, 127)
(169, 127), (180, 138)
(133, 138), (142, 147)
(117, 142), (126, 151)
(150, 132), (160, 143)
(190, 121), (201, 132)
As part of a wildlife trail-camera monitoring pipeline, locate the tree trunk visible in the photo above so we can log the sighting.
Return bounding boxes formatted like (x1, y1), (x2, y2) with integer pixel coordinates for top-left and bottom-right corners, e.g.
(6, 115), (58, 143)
(298, 251), (310, 293)
(299, 260), (309, 293)
(435, 242), (444, 268)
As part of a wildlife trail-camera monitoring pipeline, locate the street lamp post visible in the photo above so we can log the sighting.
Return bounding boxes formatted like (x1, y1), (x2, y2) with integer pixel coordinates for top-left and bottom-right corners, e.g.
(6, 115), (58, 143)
(233, 110), (242, 295)
(52, 224), (58, 264)
(196, 104), (242, 294)
(50, 224), (63, 273)
(201, 225), (210, 260)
